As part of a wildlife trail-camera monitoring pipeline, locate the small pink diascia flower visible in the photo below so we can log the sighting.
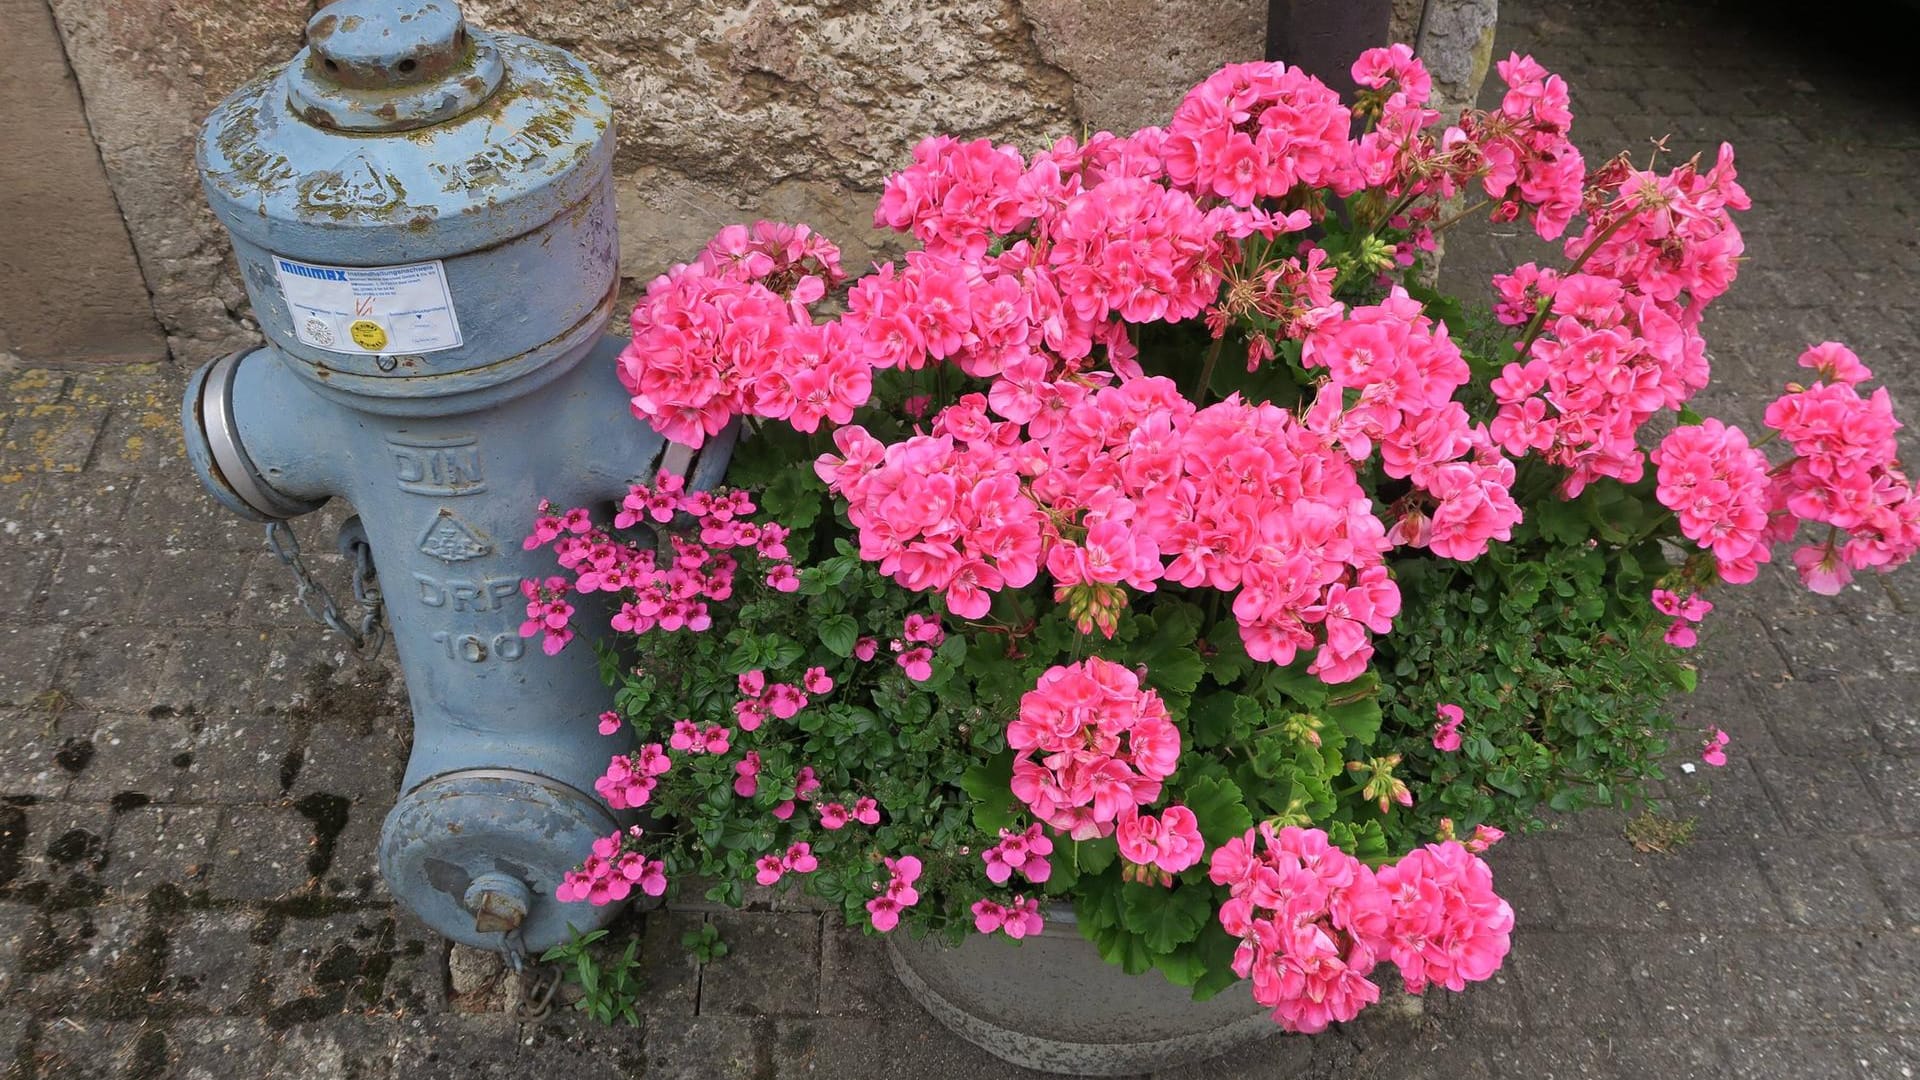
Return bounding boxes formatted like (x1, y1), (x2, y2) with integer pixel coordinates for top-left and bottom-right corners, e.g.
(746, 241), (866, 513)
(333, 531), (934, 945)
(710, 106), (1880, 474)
(865, 855), (923, 932)
(1432, 704), (1464, 752)
(1701, 729), (1730, 767)
(597, 710), (622, 736)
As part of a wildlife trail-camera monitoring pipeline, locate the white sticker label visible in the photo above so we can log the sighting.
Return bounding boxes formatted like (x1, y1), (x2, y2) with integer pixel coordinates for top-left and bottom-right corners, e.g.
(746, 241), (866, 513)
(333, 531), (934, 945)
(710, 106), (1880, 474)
(273, 257), (463, 355)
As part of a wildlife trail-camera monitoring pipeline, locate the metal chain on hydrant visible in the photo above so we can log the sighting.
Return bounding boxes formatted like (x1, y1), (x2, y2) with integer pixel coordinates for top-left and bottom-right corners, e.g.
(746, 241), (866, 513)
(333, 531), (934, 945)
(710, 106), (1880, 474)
(266, 520), (388, 661)
(501, 928), (560, 1022)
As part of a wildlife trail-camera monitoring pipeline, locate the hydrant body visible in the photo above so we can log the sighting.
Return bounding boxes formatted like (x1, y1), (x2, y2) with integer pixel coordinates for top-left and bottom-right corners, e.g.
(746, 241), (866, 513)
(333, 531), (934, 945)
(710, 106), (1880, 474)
(180, 0), (721, 951)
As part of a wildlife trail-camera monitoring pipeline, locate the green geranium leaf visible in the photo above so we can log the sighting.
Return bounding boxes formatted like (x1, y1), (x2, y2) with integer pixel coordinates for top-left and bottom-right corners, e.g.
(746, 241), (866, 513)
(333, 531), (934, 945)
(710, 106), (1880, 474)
(1181, 775), (1254, 847)
(957, 750), (1018, 835)
(1118, 881), (1212, 954)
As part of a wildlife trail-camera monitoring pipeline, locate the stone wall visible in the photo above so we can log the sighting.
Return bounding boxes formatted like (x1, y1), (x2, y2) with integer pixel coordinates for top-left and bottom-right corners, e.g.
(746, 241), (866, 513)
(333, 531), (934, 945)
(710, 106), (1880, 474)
(47, 0), (1491, 366)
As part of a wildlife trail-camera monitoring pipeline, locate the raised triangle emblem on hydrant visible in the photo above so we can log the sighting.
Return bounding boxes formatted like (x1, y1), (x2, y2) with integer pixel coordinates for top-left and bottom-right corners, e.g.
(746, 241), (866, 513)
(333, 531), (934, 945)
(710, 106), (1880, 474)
(419, 510), (492, 563)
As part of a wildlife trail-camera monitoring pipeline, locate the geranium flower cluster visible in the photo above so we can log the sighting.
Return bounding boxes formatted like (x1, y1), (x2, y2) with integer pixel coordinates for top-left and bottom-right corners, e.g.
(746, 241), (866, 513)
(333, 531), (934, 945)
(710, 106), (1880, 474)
(1350, 49), (1584, 241)
(1302, 291), (1522, 561)
(556, 826), (667, 906)
(1761, 345), (1920, 593)
(822, 380), (1406, 679)
(1653, 344), (1920, 592)
(1490, 145), (1748, 496)
(1208, 824), (1511, 1032)
(1007, 658), (1180, 840)
(617, 221), (859, 447)
(1115, 804), (1205, 881)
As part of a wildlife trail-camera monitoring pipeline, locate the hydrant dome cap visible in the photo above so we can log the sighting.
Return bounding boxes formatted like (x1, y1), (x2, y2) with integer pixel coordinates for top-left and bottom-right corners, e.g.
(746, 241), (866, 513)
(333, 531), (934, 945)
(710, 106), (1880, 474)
(292, 0), (504, 132)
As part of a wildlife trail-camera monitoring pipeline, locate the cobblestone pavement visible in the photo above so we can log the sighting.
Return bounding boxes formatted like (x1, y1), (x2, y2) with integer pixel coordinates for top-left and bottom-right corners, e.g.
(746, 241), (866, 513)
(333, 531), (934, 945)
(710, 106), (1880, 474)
(2, 1), (1918, 1077)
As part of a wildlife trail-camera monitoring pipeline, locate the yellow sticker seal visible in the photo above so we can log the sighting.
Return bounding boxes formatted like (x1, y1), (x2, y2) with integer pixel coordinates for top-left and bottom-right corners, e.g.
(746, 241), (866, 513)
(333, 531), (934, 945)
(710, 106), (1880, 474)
(349, 319), (389, 351)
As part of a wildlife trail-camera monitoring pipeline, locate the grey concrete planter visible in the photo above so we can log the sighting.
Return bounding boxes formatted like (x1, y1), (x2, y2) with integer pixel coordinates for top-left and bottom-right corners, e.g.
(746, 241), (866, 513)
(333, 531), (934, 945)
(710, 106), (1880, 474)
(888, 906), (1279, 1076)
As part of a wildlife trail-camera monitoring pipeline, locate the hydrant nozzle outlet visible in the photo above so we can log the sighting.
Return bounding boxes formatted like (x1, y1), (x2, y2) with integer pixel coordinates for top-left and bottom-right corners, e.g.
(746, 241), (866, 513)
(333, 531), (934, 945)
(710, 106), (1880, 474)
(464, 872), (532, 936)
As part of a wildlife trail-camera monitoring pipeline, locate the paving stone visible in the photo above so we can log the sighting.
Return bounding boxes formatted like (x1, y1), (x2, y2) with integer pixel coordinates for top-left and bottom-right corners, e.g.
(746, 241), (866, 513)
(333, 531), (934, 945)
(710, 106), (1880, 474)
(56, 625), (170, 712)
(1840, 671), (1920, 753)
(24, 472), (138, 547)
(137, 545), (247, 625)
(1538, 837), (1674, 931)
(1850, 933), (1920, 1032)
(1418, 964), (1526, 1033)
(0, 624), (64, 709)
(0, 708), (81, 799)
(1855, 837), (1920, 927)
(1755, 839), (1894, 929)
(8, 800), (113, 896)
(1483, 839), (1561, 929)
(290, 730), (406, 802)
(23, 903), (151, 1003)
(648, 1014), (769, 1079)
(34, 544), (149, 623)
(315, 808), (387, 903)
(266, 912), (402, 1022)
(64, 709), (197, 803)
(1666, 756), (1785, 838)
(0, 542), (54, 618)
(1627, 931), (1754, 1034)
(1727, 934), (1877, 1031)
(1751, 671), (1882, 757)
(636, 908), (704, 1013)
(1860, 753), (1920, 834)
(175, 716), (300, 804)
(1480, 1037), (1613, 1080)
(772, 1015), (1062, 1080)
(101, 805), (219, 897)
(263, 1016), (401, 1079)
(171, 1018), (283, 1080)
(157, 629), (280, 717)
(0, 403), (107, 473)
(28, 1018), (159, 1080)
(1658, 837), (1785, 929)
(519, 1011), (648, 1071)
(384, 1015), (531, 1079)
(373, 914), (445, 1015)
(1507, 932), (1650, 1034)
(0, 902), (37, 998)
(698, 912), (823, 1018)
(127, 474), (260, 554)
(817, 924), (896, 1019)
(1754, 757), (1891, 835)
(207, 808), (315, 901)
(165, 909), (264, 1012)
(1726, 1036), (1879, 1080)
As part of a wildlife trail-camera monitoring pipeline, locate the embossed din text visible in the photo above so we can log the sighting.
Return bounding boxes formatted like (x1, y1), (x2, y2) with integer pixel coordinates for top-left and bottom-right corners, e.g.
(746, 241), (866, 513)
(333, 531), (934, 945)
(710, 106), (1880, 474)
(390, 434), (487, 495)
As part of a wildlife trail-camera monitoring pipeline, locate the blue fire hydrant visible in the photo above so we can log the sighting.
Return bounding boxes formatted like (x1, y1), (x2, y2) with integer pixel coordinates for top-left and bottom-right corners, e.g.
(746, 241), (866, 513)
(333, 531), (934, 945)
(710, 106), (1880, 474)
(179, 0), (730, 953)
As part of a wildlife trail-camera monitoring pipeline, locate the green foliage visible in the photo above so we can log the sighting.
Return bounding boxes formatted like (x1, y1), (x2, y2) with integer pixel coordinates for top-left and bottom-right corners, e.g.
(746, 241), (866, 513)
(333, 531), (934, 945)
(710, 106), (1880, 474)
(681, 921), (730, 963)
(539, 927), (643, 1027)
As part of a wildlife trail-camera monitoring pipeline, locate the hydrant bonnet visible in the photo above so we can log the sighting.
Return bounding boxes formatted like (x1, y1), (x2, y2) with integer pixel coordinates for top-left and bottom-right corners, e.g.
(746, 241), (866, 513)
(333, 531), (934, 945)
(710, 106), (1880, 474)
(196, 0), (617, 411)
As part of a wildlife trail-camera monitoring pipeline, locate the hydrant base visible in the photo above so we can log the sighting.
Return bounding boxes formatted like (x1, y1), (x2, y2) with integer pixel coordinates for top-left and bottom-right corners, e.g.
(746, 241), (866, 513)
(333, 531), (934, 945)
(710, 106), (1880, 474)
(380, 769), (627, 954)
